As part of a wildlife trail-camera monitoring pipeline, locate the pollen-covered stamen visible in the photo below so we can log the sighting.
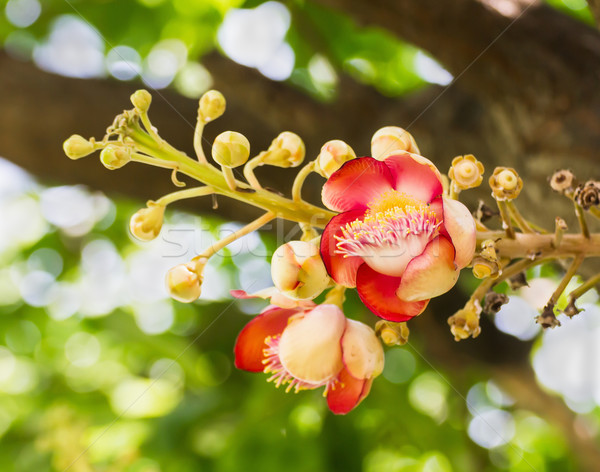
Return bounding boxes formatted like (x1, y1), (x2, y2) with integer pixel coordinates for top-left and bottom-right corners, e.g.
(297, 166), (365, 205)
(262, 335), (337, 394)
(335, 190), (441, 277)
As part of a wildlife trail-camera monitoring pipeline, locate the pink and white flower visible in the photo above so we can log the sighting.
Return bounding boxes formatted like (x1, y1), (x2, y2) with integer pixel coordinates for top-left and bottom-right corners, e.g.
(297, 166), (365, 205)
(320, 153), (476, 322)
(234, 303), (384, 414)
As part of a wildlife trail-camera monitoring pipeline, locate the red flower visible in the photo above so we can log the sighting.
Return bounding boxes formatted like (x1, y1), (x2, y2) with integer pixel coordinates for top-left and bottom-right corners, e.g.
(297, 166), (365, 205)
(234, 303), (384, 414)
(320, 153), (476, 322)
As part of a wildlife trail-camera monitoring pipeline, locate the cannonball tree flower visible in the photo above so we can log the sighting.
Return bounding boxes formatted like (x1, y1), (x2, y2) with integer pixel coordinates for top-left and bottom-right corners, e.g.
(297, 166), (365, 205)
(320, 153), (476, 321)
(234, 303), (384, 414)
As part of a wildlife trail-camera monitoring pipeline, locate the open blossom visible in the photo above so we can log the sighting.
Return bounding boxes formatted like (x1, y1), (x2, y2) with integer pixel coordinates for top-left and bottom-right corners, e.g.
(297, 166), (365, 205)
(234, 303), (384, 414)
(320, 153), (476, 321)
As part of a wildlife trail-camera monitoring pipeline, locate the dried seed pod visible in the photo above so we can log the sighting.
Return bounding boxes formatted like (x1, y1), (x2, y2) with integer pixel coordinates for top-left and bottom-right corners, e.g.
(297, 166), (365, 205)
(563, 298), (582, 318)
(483, 291), (509, 315)
(573, 180), (600, 210)
(475, 201), (498, 223)
(535, 304), (560, 329)
(549, 169), (576, 193)
(508, 272), (529, 290)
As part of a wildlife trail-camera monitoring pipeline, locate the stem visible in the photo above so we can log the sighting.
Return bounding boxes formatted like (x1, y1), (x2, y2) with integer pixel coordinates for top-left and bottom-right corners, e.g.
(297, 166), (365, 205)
(574, 202), (590, 239)
(507, 201), (535, 233)
(449, 182), (460, 200)
(568, 273), (600, 300)
(292, 161), (315, 202)
(497, 201), (516, 239)
(196, 212), (275, 259)
(155, 186), (214, 206)
(193, 119), (208, 164)
(590, 206), (600, 220)
(553, 217), (567, 248)
(127, 126), (335, 227)
(139, 112), (162, 144)
(131, 152), (180, 170)
(548, 255), (584, 305)
(221, 166), (237, 191)
(243, 155), (264, 189)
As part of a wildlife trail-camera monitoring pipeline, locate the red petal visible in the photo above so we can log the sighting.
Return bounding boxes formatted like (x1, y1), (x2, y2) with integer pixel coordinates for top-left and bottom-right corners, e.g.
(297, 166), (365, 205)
(234, 307), (300, 372)
(320, 210), (366, 287)
(384, 153), (444, 203)
(396, 236), (459, 302)
(356, 264), (429, 321)
(322, 157), (394, 212)
(327, 367), (373, 415)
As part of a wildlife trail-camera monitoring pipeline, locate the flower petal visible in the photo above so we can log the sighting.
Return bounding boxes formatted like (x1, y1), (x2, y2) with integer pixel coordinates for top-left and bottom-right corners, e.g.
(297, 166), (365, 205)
(327, 367), (373, 415)
(234, 307), (300, 372)
(396, 236), (459, 302)
(341, 320), (384, 380)
(322, 157), (394, 212)
(356, 264), (429, 321)
(320, 210), (366, 287)
(442, 197), (476, 269)
(384, 153), (444, 203)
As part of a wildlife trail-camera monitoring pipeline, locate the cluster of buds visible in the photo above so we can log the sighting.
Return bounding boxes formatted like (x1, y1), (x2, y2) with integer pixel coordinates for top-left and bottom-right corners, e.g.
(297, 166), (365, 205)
(448, 300), (482, 341)
(489, 167), (523, 201)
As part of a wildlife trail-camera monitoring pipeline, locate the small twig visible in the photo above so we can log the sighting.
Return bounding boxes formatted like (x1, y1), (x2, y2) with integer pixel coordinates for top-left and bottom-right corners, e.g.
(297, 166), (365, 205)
(547, 254), (585, 306)
(507, 201), (535, 233)
(243, 154), (265, 189)
(574, 201), (590, 239)
(292, 161), (315, 203)
(568, 272), (600, 301)
(496, 200), (516, 239)
(155, 186), (214, 206)
(553, 217), (567, 248)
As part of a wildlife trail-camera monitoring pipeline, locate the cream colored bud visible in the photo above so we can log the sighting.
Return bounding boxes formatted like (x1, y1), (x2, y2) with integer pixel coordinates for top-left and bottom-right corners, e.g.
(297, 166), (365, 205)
(130, 89), (152, 112)
(489, 167), (523, 201)
(166, 260), (205, 303)
(100, 145), (131, 170)
(212, 131), (250, 168)
(129, 203), (165, 241)
(63, 135), (95, 160)
(448, 154), (484, 190)
(263, 132), (305, 168)
(371, 126), (419, 160)
(375, 320), (409, 346)
(315, 140), (356, 178)
(199, 90), (226, 123)
(271, 240), (330, 300)
(448, 301), (482, 341)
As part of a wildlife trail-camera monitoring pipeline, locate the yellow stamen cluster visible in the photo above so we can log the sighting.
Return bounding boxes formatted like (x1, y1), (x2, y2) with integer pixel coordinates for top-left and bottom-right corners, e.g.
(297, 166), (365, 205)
(367, 190), (428, 215)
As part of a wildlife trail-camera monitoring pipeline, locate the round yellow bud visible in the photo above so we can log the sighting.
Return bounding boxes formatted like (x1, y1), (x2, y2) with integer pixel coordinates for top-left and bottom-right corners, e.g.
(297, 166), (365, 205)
(448, 154), (484, 190)
(489, 167), (523, 201)
(271, 240), (330, 300)
(130, 89), (152, 112)
(211, 131), (250, 168)
(199, 90), (226, 123)
(166, 262), (203, 303)
(315, 140), (356, 178)
(100, 145), (131, 170)
(371, 126), (419, 160)
(129, 203), (165, 241)
(263, 132), (305, 168)
(63, 135), (95, 160)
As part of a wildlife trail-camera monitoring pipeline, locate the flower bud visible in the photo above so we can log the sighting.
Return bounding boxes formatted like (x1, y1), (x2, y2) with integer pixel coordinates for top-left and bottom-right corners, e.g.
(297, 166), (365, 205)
(315, 140), (356, 178)
(448, 154), (484, 190)
(479, 239), (498, 262)
(448, 301), (481, 341)
(472, 256), (500, 279)
(100, 145), (131, 170)
(375, 320), (409, 346)
(489, 167), (523, 201)
(199, 90), (226, 123)
(271, 240), (330, 300)
(166, 260), (206, 303)
(549, 169), (576, 193)
(129, 203), (165, 241)
(130, 89), (152, 113)
(574, 180), (600, 210)
(262, 132), (305, 168)
(211, 131), (250, 168)
(63, 135), (95, 160)
(371, 126), (419, 160)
